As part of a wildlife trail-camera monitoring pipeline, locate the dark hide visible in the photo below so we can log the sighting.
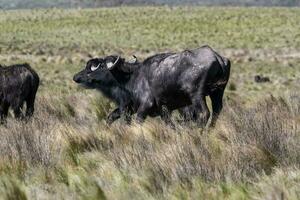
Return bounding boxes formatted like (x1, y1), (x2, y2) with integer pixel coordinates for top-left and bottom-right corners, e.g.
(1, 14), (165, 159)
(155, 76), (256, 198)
(73, 45), (230, 127)
(0, 63), (40, 121)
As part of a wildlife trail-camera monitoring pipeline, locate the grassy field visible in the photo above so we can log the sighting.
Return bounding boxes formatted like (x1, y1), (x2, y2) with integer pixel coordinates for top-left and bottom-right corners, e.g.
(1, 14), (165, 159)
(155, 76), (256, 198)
(0, 7), (300, 200)
(1, 0), (300, 9)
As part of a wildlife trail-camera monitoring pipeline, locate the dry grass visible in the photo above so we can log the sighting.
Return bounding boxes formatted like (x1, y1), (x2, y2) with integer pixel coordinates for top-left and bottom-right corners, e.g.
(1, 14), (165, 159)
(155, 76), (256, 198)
(0, 92), (299, 199)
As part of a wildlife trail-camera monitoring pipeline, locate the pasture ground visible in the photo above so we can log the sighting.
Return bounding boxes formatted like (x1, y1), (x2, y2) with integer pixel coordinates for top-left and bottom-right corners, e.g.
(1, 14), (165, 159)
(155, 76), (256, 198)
(0, 7), (300, 199)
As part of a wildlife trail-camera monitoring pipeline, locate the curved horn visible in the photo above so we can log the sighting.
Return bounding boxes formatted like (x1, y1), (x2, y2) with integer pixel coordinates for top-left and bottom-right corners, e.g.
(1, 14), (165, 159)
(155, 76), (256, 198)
(90, 63), (101, 71)
(107, 56), (120, 70)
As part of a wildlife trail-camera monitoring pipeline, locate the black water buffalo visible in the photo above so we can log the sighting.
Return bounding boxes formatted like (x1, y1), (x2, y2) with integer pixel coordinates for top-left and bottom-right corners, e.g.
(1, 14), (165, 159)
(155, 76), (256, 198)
(0, 63), (39, 121)
(73, 45), (230, 127)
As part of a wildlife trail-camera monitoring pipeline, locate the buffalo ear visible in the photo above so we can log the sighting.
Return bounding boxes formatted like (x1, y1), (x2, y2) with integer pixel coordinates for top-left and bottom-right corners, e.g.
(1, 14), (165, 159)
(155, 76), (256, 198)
(128, 55), (138, 64)
(106, 62), (114, 69)
(106, 56), (120, 70)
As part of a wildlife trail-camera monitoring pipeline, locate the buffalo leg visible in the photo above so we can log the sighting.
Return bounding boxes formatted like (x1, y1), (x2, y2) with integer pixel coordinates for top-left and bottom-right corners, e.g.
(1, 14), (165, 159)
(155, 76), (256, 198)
(25, 92), (37, 118)
(12, 99), (24, 119)
(209, 89), (225, 126)
(136, 101), (153, 124)
(191, 94), (210, 128)
(178, 106), (195, 122)
(13, 107), (23, 119)
(106, 106), (132, 125)
(0, 102), (9, 123)
(120, 105), (132, 124)
(120, 107), (132, 124)
(106, 108), (121, 125)
(136, 107), (148, 123)
(160, 105), (175, 128)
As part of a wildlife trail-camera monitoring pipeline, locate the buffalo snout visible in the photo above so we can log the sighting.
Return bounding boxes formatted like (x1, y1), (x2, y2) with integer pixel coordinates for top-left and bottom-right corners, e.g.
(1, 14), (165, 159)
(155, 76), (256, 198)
(73, 72), (83, 83)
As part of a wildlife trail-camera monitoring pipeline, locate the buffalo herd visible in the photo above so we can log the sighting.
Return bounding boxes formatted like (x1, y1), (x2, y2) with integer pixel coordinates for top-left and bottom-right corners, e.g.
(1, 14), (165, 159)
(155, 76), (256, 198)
(1, 45), (230, 127)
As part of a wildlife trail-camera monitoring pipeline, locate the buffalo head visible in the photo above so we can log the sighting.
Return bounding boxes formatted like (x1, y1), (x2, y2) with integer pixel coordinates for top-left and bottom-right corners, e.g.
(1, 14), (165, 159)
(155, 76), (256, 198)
(73, 55), (124, 88)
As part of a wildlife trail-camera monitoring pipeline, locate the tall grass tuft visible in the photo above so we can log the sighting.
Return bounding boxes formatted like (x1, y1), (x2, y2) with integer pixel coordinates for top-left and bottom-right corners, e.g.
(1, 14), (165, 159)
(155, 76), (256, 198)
(0, 177), (27, 200)
(0, 93), (299, 199)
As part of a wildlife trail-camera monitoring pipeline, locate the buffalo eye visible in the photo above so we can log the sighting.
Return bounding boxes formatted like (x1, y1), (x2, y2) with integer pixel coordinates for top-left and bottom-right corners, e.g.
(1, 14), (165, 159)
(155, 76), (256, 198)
(90, 63), (101, 71)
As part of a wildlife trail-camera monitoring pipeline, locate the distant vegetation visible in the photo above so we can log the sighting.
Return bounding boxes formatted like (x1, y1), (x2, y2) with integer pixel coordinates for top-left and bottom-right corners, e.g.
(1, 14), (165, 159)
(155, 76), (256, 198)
(0, 7), (299, 200)
(0, 0), (300, 9)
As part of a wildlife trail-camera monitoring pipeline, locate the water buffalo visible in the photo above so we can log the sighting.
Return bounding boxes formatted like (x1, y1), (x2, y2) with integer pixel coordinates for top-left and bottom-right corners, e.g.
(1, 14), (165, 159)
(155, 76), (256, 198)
(73, 45), (230, 127)
(0, 63), (39, 121)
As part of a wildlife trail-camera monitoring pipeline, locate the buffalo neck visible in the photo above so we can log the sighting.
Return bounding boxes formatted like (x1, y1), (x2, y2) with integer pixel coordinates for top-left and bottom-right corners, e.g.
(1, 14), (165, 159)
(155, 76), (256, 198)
(96, 82), (132, 106)
(107, 63), (142, 106)
(110, 62), (140, 84)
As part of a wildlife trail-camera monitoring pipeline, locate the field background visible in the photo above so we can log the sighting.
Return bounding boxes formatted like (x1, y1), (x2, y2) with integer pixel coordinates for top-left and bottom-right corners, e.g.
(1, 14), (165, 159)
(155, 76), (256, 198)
(1, 0), (300, 9)
(0, 5), (300, 200)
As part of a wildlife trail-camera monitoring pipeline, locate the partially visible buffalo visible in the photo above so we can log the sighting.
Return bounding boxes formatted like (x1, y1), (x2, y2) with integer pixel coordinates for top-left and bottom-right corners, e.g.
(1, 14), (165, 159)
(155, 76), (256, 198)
(73, 45), (230, 127)
(0, 63), (39, 121)
(254, 75), (270, 83)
